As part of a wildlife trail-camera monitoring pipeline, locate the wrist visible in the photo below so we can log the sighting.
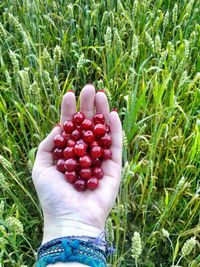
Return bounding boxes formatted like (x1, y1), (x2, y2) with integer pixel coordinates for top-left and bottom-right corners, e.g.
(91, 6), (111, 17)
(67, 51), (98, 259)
(42, 214), (104, 244)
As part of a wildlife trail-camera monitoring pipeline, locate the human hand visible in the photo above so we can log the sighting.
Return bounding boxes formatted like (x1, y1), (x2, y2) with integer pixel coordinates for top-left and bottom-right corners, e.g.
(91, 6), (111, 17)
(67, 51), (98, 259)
(32, 84), (122, 244)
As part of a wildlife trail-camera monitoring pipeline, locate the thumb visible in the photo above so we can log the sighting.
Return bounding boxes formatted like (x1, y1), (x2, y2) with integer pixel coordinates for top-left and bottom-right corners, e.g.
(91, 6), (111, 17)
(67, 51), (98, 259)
(34, 125), (62, 168)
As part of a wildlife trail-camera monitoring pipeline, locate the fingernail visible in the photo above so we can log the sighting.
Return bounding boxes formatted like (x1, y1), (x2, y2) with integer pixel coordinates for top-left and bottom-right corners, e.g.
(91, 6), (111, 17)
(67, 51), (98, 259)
(112, 108), (118, 112)
(67, 90), (74, 93)
(54, 123), (61, 128)
(86, 83), (95, 88)
(97, 90), (105, 93)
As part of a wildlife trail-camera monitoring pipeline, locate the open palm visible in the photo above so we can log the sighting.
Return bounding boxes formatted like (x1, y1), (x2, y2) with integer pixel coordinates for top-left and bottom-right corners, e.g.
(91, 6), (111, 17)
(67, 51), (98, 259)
(32, 84), (122, 243)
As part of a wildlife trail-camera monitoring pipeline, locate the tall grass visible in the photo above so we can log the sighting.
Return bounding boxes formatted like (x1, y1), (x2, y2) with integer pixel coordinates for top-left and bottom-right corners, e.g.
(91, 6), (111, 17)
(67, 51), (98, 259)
(0, 0), (199, 266)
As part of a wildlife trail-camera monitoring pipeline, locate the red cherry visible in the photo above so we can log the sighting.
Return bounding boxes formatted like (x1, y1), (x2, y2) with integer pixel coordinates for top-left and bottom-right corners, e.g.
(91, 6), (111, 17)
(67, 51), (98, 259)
(79, 168), (92, 179)
(93, 113), (105, 124)
(83, 130), (95, 143)
(74, 143), (87, 157)
(102, 149), (112, 160)
(93, 124), (106, 136)
(81, 130), (86, 139)
(64, 171), (77, 183)
(71, 129), (81, 141)
(63, 147), (74, 159)
(87, 177), (99, 190)
(67, 139), (76, 147)
(56, 159), (66, 173)
(63, 121), (74, 133)
(105, 124), (111, 134)
(54, 134), (66, 148)
(92, 158), (102, 167)
(90, 146), (103, 158)
(74, 179), (86, 191)
(53, 148), (63, 160)
(99, 133), (112, 148)
(53, 112), (113, 191)
(79, 155), (92, 168)
(76, 125), (82, 131)
(76, 139), (88, 148)
(65, 158), (77, 171)
(61, 132), (71, 141)
(81, 119), (93, 130)
(73, 112), (85, 125)
(92, 167), (104, 179)
(89, 141), (99, 147)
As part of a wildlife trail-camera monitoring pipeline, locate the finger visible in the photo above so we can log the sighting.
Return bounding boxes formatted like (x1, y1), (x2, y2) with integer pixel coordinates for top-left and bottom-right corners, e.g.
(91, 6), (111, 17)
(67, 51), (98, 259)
(109, 111), (122, 165)
(95, 160), (121, 208)
(60, 92), (76, 125)
(95, 92), (110, 123)
(80, 84), (95, 119)
(94, 111), (122, 203)
(34, 126), (62, 167)
(100, 159), (121, 191)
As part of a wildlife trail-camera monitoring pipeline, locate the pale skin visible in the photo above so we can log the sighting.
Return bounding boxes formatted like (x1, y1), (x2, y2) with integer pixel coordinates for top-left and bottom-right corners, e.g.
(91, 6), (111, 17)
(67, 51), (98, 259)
(32, 84), (122, 266)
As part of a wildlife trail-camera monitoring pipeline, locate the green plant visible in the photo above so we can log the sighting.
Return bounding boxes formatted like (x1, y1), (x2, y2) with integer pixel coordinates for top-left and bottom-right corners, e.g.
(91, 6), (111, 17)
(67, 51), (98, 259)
(0, 0), (199, 266)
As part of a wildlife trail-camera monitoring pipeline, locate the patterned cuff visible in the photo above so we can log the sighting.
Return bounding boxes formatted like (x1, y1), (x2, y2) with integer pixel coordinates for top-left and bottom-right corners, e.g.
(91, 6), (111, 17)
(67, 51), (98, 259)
(36, 238), (107, 267)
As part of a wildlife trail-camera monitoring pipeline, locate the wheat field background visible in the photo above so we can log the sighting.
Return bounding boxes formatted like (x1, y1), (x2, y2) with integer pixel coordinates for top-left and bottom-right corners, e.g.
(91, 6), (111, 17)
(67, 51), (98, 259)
(0, 0), (199, 266)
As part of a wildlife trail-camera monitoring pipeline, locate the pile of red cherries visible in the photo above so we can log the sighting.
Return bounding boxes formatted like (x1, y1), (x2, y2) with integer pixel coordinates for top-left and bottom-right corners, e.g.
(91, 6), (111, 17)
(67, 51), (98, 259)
(53, 112), (112, 191)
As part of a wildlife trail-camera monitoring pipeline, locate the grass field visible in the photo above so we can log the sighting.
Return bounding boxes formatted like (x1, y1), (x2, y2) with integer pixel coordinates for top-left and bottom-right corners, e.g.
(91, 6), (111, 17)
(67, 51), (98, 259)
(0, 0), (200, 266)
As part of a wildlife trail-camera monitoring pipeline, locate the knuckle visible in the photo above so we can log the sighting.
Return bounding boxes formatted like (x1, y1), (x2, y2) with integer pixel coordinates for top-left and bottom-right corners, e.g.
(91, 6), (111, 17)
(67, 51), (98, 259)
(38, 140), (45, 151)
